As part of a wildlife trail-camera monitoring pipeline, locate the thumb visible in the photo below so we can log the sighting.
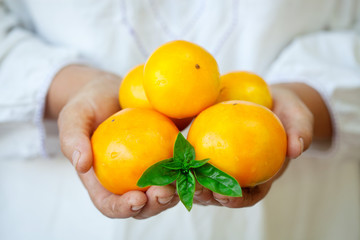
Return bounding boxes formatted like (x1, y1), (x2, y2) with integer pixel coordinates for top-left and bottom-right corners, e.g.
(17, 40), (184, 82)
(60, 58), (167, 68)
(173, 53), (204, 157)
(272, 90), (314, 159)
(58, 101), (95, 173)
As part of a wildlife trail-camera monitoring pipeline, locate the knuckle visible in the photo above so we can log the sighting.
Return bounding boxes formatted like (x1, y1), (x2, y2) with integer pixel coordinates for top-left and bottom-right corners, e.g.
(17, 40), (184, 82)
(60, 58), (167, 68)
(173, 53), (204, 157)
(93, 197), (124, 219)
(57, 105), (71, 129)
(59, 133), (73, 147)
(97, 204), (119, 219)
(102, 203), (129, 219)
(102, 211), (118, 219)
(59, 133), (76, 158)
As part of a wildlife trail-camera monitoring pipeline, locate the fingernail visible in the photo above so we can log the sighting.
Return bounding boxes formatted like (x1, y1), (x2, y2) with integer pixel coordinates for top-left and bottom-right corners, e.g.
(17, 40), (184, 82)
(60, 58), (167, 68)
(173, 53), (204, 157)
(72, 150), (80, 169)
(158, 196), (174, 205)
(131, 204), (145, 211)
(299, 138), (304, 154)
(215, 198), (229, 204)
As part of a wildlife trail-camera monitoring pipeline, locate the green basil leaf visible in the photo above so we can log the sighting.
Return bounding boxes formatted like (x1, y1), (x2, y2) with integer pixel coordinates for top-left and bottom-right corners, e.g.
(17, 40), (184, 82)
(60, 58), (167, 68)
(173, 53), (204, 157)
(173, 132), (195, 165)
(161, 160), (183, 170)
(194, 163), (242, 197)
(189, 158), (210, 169)
(176, 171), (196, 211)
(137, 159), (180, 187)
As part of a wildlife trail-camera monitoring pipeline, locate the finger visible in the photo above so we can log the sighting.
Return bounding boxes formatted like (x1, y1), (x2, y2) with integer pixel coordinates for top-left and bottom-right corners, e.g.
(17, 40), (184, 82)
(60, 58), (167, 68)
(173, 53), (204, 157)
(79, 169), (148, 218)
(133, 185), (179, 219)
(58, 100), (95, 173)
(212, 181), (272, 208)
(284, 105), (313, 159)
(272, 90), (314, 159)
(193, 182), (221, 206)
(272, 157), (291, 181)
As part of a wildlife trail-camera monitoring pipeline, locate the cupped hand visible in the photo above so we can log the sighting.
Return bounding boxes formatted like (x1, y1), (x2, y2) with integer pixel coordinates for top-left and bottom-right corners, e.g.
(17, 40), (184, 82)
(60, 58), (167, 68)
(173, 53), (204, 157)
(46, 65), (179, 218)
(193, 82), (328, 208)
(79, 169), (179, 219)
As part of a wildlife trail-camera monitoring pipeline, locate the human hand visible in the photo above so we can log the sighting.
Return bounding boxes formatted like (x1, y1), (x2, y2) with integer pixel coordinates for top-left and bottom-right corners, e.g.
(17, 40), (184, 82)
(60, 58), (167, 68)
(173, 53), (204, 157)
(46, 65), (179, 218)
(192, 82), (332, 208)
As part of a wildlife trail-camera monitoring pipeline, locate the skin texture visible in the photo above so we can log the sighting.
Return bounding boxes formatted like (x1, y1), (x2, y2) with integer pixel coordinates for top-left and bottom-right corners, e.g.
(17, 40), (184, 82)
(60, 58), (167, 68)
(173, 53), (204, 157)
(46, 65), (179, 219)
(193, 83), (332, 207)
(46, 65), (332, 216)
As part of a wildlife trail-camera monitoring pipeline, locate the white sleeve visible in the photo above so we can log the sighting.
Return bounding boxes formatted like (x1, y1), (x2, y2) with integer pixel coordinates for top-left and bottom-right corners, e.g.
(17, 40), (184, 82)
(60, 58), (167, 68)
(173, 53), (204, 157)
(0, 3), (86, 158)
(266, 29), (360, 162)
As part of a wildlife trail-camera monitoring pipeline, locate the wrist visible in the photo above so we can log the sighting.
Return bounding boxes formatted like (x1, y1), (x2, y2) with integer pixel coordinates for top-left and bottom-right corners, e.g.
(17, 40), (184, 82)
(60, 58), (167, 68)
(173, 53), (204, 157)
(45, 65), (119, 119)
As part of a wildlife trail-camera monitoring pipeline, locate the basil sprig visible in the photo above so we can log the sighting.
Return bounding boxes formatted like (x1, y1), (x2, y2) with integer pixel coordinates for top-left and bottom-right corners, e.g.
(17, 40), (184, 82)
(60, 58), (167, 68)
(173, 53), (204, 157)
(137, 132), (242, 211)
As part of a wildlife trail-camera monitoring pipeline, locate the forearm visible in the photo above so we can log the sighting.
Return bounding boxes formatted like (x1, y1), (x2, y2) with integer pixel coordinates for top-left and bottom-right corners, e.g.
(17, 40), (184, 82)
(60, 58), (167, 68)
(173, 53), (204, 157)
(272, 82), (333, 141)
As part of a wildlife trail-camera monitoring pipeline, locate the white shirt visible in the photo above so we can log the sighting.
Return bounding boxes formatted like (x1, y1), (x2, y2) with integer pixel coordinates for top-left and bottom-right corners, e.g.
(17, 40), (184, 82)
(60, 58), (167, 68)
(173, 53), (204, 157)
(0, 0), (359, 239)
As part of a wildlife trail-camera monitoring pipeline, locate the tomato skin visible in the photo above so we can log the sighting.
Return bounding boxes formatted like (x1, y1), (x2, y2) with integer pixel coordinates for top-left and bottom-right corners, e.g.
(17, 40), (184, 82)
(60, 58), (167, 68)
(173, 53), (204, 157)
(92, 108), (179, 195)
(217, 71), (273, 109)
(143, 40), (220, 119)
(187, 100), (287, 187)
